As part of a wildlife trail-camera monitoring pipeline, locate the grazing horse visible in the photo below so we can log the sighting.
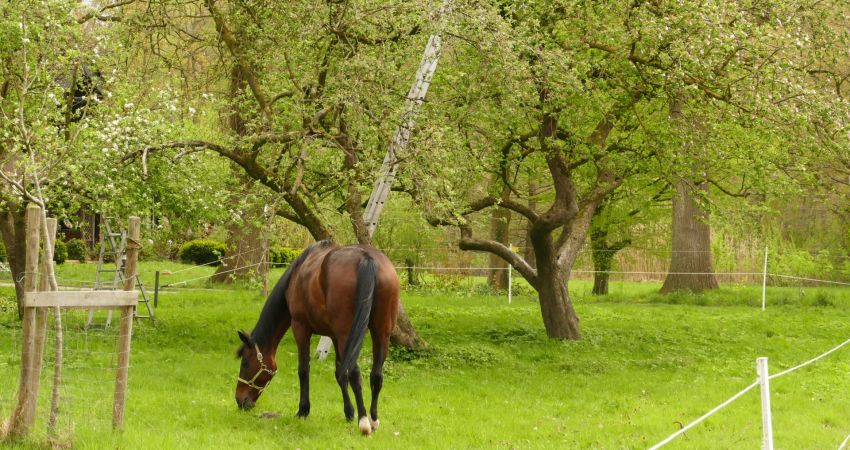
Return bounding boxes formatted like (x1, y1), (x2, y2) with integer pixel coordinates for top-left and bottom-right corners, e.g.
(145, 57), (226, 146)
(234, 240), (400, 435)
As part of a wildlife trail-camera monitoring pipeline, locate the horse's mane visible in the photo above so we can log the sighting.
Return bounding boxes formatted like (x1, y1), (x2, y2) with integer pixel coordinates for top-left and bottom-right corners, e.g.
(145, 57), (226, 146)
(248, 240), (333, 347)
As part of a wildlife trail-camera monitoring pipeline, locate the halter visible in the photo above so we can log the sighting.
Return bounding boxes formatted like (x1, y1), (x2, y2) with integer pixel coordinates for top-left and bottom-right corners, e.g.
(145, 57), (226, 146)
(238, 344), (277, 393)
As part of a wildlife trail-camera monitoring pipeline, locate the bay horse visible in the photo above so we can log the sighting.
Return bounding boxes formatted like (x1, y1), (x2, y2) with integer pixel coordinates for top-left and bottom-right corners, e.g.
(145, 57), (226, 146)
(234, 240), (400, 435)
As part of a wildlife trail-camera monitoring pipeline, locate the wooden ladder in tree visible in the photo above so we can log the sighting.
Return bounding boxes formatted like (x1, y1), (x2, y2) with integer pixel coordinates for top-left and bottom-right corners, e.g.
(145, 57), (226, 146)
(86, 216), (154, 328)
(314, 5), (447, 360)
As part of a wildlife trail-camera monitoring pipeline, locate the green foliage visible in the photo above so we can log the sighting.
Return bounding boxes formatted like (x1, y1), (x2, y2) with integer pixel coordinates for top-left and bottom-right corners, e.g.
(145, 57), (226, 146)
(269, 246), (302, 267)
(66, 238), (87, 262)
(53, 239), (68, 265)
(178, 239), (226, 266)
(0, 241), (6, 263)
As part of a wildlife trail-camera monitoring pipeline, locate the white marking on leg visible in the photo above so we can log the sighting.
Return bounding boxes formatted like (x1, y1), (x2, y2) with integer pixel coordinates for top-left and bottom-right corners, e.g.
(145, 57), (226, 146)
(359, 416), (372, 435)
(370, 418), (380, 431)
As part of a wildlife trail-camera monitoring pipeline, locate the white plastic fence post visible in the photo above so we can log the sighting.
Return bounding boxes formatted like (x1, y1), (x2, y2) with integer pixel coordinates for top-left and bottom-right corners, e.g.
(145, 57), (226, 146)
(761, 246), (769, 311)
(757, 357), (774, 450)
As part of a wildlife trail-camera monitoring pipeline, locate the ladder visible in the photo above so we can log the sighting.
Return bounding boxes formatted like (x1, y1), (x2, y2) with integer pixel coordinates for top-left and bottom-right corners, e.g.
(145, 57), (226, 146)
(86, 216), (154, 328)
(315, 4), (448, 360)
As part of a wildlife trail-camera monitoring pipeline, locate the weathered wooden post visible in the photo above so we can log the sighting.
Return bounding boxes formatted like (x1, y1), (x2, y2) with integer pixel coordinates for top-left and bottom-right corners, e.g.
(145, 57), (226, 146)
(31, 218), (57, 419)
(113, 216), (140, 430)
(42, 218), (64, 433)
(7, 204), (43, 438)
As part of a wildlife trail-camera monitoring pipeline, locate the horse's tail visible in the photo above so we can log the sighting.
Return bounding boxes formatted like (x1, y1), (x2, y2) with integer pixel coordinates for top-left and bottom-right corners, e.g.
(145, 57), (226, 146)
(341, 254), (377, 377)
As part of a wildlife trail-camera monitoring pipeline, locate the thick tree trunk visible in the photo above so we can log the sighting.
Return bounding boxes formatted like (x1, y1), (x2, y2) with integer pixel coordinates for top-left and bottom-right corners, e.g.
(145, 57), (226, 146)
(390, 302), (426, 349)
(211, 211), (269, 284)
(535, 260), (581, 339)
(487, 186), (511, 289)
(661, 178), (718, 293)
(0, 205), (28, 318)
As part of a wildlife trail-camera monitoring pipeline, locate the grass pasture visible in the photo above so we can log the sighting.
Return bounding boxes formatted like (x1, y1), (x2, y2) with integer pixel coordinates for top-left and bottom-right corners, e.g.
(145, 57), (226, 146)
(1, 264), (850, 448)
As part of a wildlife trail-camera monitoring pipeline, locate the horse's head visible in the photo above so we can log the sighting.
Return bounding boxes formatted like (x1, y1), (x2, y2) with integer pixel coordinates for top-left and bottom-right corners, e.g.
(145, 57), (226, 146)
(234, 330), (277, 410)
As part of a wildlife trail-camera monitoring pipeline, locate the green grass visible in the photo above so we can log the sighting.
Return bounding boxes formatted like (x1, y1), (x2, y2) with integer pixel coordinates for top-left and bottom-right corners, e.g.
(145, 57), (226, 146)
(2, 274), (850, 449)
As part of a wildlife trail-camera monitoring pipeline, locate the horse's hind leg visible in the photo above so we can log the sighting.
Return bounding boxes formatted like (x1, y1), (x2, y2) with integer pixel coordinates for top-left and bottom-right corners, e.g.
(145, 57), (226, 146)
(369, 332), (389, 431)
(334, 343), (355, 421)
(292, 322), (312, 418)
(348, 363), (371, 435)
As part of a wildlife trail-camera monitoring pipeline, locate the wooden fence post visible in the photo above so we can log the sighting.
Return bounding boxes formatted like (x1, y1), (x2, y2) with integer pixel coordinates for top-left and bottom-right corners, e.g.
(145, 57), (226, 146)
(6, 204), (43, 438)
(113, 216), (139, 430)
(33, 217), (57, 366)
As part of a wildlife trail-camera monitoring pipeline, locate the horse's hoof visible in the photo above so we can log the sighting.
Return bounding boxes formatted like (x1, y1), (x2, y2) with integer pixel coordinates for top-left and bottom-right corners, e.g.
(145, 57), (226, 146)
(370, 418), (380, 431)
(359, 416), (372, 435)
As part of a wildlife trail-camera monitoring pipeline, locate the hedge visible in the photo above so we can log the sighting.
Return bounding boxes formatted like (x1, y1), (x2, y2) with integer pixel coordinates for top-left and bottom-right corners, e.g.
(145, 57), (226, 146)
(270, 246), (302, 267)
(178, 239), (227, 266)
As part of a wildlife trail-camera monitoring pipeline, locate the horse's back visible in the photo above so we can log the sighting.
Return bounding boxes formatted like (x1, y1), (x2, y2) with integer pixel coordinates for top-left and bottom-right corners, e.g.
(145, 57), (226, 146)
(321, 246), (399, 333)
(288, 243), (399, 336)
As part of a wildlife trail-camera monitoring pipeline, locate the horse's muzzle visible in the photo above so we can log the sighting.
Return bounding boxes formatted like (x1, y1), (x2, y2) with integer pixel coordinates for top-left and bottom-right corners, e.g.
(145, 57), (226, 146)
(236, 396), (255, 410)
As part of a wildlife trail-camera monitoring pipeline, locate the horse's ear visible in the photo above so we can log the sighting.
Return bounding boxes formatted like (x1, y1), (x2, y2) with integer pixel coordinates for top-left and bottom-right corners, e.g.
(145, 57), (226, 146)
(237, 330), (253, 347)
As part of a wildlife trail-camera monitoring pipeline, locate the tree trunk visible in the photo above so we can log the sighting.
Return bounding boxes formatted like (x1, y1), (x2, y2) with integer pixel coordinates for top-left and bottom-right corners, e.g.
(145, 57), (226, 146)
(390, 302), (427, 349)
(212, 208), (269, 283)
(591, 227), (613, 296)
(589, 222), (630, 296)
(660, 178), (718, 293)
(404, 258), (418, 286)
(523, 179), (538, 270)
(487, 185), (511, 289)
(535, 260), (581, 339)
(0, 204), (28, 318)
(210, 62), (270, 284)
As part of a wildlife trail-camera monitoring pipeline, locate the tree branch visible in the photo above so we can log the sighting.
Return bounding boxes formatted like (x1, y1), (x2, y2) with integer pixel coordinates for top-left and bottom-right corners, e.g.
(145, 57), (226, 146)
(76, 0), (134, 24)
(204, 0), (273, 125)
(458, 225), (538, 287)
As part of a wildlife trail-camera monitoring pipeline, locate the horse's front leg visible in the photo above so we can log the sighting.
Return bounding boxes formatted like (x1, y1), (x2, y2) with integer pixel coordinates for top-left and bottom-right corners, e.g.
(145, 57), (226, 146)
(292, 322), (312, 418)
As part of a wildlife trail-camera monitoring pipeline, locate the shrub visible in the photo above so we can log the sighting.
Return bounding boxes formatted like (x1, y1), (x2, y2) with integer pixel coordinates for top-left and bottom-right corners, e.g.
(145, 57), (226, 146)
(0, 242), (6, 263)
(53, 240), (68, 265)
(270, 246), (302, 267)
(66, 238), (87, 261)
(178, 239), (227, 266)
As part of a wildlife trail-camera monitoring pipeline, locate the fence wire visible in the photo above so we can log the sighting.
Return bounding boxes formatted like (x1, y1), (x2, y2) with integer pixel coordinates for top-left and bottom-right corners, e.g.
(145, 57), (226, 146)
(1, 308), (128, 445)
(649, 333), (850, 449)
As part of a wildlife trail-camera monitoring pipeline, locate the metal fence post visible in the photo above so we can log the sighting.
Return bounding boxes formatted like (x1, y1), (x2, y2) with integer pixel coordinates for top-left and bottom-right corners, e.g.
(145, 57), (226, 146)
(154, 270), (160, 308)
(508, 265), (512, 304)
(757, 357), (774, 450)
(761, 246), (769, 311)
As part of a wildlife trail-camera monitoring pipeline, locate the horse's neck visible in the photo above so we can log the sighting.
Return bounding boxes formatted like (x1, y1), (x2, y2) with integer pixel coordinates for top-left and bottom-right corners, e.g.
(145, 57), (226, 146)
(262, 319), (291, 358)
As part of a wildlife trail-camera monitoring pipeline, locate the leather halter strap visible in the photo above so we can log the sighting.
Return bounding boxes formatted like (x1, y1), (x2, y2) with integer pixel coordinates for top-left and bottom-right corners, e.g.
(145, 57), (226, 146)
(238, 344), (277, 393)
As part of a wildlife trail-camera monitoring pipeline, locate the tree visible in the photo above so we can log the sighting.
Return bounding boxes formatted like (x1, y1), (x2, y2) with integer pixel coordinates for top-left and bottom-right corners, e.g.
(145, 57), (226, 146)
(407, 0), (849, 339)
(660, 100), (719, 292)
(589, 179), (668, 295)
(0, 1), (91, 313)
(123, 0), (432, 348)
(407, 4), (650, 339)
